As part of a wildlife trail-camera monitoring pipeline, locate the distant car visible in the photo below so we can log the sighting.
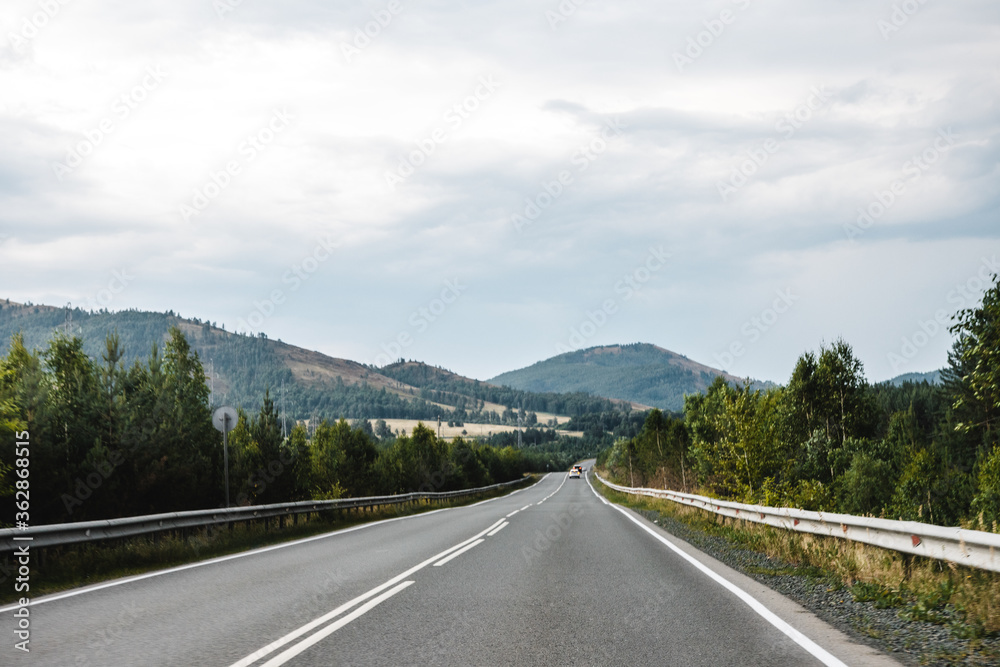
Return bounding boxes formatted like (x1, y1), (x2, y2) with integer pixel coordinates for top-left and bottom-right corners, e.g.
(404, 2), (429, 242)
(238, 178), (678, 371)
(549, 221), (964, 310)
(569, 465), (582, 479)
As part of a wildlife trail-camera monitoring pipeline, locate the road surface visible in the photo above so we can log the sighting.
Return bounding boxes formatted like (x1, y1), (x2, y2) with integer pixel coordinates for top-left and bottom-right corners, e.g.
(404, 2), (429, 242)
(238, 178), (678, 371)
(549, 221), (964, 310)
(2, 466), (897, 666)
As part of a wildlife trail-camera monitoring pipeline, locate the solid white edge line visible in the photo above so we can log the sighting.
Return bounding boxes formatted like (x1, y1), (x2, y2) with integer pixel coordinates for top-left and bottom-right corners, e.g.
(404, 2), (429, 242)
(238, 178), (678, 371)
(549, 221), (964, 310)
(228, 517), (506, 667)
(584, 472), (609, 505)
(587, 475), (847, 667)
(432, 539), (485, 566)
(486, 522), (509, 536)
(259, 581), (415, 667)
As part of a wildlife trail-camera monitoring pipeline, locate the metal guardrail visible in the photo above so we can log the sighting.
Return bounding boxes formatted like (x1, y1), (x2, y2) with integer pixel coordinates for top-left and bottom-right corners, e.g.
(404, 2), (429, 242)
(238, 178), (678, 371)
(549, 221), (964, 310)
(0, 477), (532, 553)
(594, 472), (1000, 574)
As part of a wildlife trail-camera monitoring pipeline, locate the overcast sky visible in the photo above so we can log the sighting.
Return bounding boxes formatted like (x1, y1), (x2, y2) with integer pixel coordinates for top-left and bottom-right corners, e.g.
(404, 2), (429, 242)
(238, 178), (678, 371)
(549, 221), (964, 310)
(1, 0), (998, 384)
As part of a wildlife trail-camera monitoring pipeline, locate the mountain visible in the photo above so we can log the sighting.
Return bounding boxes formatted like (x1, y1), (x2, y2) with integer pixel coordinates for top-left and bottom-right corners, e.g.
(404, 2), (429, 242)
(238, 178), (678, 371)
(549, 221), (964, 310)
(378, 360), (626, 416)
(886, 370), (943, 386)
(489, 343), (749, 411)
(0, 301), (748, 418)
(0, 299), (443, 420)
(0, 299), (616, 423)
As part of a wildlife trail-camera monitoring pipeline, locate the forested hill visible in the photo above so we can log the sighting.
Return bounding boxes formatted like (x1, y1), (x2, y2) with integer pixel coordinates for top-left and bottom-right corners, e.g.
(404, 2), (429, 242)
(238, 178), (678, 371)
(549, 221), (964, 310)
(0, 299), (439, 421)
(888, 370), (942, 386)
(489, 343), (750, 411)
(378, 360), (623, 416)
(0, 300), (631, 422)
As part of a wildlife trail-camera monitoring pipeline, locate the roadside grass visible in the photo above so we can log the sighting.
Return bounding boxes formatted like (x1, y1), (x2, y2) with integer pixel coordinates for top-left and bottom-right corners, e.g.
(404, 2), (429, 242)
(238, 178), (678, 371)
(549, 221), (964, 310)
(0, 478), (537, 606)
(592, 475), (1000, 640)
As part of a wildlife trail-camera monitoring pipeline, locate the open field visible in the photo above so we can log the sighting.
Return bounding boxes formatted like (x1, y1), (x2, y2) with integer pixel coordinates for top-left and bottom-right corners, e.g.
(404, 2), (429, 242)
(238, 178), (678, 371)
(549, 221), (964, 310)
(375, 418), (583, 439)
(469, 401), (572, 425)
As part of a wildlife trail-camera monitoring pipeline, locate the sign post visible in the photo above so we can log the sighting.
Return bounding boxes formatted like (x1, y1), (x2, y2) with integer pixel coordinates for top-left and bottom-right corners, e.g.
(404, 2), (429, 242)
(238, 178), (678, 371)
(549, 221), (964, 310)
(212, 406), (238, 508)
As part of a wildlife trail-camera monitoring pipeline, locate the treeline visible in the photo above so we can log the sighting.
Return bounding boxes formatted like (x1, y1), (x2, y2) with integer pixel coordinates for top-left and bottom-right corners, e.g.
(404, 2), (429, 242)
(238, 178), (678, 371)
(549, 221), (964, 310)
(563, 410), (649, 449)
(377, 361), (621, 416)
(0, 306), (479, 424)
(0, 328), (542, 524)
(1, 329), (220, 522)
(284, 378), (446, 422)
(600, 275), (1000, 529)
(218, 398), (549, 507)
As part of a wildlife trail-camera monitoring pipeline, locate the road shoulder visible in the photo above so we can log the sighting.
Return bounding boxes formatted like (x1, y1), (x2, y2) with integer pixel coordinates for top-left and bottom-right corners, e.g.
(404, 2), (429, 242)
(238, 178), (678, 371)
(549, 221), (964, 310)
(612, 501), (903, 666)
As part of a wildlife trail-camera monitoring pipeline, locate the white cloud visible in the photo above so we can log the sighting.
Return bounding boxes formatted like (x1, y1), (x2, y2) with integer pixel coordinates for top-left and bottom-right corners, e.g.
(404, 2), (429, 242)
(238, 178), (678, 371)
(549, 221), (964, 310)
(1, 0), (998, 382)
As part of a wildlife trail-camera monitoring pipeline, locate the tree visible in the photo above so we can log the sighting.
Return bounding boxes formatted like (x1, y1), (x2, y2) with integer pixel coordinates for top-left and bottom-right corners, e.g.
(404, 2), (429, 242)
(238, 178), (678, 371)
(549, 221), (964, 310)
(285, 423), (313, 500)
(786, 340), (873, 448)
(973, 446), (1000, 527)
(311, 420), (346, 499)
(684, 376), (733, 483)
(948, 273), (1000, 523)
(374, 419), (392, 440)
(39, 335), (102, 520)
(837, 450), (895, 516)
(249, 389), (286, 504)
(338, 421), (378, 496)
(0, 364), (23, 499)
(159, 328), (220, 510)
(0, 336), (41, 503)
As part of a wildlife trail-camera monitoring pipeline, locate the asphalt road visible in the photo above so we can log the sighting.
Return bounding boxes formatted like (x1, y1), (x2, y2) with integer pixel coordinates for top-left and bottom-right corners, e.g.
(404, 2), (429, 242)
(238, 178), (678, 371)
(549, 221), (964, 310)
(2, 466), (897, 666)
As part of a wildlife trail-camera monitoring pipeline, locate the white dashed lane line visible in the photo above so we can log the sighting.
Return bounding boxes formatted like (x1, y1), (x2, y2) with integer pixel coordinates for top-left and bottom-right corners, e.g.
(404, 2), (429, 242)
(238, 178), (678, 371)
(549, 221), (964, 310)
(486, 522), (508, 537)
(433, 539), (485, 567)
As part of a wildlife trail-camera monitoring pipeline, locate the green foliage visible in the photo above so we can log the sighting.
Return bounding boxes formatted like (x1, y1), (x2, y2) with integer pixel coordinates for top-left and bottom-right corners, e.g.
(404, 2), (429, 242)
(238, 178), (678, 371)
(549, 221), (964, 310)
(784, 339), (876, 454)
(0, 325), (556, 524)
(850, 582), (904, 608)
(0, 306), (558, 425)
(972, 445), (1000, 526)
(680, 379), (789, 501)
(837, 451), (895, 516)
(900, 580), (955, 624)
(948, 273), (1000, 524)
(602, 322), (1000, 529)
